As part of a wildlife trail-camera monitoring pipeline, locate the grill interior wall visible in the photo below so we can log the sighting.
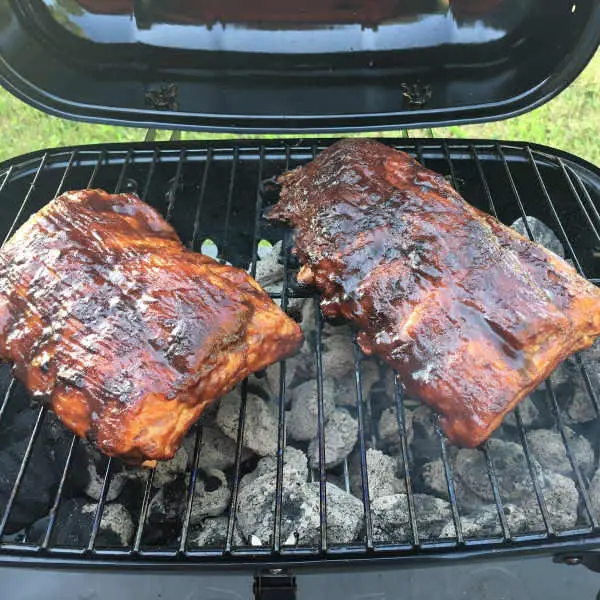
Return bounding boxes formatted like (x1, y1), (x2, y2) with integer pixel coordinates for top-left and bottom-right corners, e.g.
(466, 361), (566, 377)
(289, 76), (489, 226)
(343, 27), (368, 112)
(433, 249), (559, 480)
(0, 140), (599, 564)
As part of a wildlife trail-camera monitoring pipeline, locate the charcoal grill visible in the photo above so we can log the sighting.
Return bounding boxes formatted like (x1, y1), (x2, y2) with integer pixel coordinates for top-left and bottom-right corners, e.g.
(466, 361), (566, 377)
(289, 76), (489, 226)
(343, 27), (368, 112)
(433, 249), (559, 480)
(0, 1), (600, 598)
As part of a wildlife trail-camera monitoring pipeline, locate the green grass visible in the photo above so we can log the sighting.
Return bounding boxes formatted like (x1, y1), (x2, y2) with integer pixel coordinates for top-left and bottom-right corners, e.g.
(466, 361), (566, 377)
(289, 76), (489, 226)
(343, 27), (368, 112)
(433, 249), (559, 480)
(0, 50), (598, 165)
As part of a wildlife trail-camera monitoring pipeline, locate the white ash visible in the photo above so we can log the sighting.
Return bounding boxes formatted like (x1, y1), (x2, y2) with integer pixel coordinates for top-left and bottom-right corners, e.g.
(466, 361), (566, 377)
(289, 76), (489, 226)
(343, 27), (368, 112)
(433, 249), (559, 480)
(440, 504), (528, 539)
(350, 449), (406, 501)
(322, 482), (365, 545)
(320, 329), (358, 380)
(308, 408), (358, 469)
(409, 404), (444, 461)
(588, 469), (600, 519)
(333, 359), (381, 408)
(95, 503), (135, 547)
(236, 447), (362, 545)
(527, 428), (594, 478)
(79, 443), (128, 502)
(510, 216), (565, 258)
(378, 406), (414, 453)
(191, 516), (244, 547)
(455, 440), (542, 503)
(190, 469), (231, 524)
(579, 339), (600, 391)
(286, 379), (336, 442)
(28, 498), (133, 548)
(421, 459), (483, 512)
(422, 459), (449, 498)
(551, 356), (580, 389)
(252, 240), (308, 315)
(371, 493), (453, 542)
(501, 396), (541, 430)
(119, 446), (189, 490)
(561, 385), (598, 425)
(240, 447), (309, 489)
(192, 426), (253, 472)
(522, 472), (580, 531)
(216, 391), (279, 456)
(264, 351), (311, 403)
(253, 240), (284, 290)
(84, 466), (129, 503)
(152, 446), (188, 488)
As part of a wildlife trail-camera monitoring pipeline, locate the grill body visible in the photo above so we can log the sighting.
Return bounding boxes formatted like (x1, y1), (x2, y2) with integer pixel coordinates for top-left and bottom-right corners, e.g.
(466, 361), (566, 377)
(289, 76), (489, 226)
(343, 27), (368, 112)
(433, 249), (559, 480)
(0, 139), (599, 571)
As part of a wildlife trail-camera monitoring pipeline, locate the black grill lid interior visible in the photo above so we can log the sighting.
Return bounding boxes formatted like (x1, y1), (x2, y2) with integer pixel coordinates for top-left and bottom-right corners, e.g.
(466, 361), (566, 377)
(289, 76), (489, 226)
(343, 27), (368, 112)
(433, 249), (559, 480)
(0, 0), (598, 133)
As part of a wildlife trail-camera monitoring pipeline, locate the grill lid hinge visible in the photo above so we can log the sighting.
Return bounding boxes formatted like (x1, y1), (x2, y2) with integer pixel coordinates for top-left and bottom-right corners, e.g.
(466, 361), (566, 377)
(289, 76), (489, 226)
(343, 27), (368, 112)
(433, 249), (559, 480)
(254, 569), (297, 600)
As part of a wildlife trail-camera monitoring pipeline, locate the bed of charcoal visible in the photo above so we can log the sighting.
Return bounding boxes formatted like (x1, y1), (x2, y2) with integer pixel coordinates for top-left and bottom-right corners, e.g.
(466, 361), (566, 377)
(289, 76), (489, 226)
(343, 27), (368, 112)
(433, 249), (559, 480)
(0, 214), (599, 552)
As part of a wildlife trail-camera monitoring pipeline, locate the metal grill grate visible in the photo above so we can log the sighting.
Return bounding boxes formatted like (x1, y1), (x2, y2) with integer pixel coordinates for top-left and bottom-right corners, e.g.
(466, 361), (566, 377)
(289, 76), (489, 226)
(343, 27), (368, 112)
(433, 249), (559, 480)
(0, 139), (599, 567)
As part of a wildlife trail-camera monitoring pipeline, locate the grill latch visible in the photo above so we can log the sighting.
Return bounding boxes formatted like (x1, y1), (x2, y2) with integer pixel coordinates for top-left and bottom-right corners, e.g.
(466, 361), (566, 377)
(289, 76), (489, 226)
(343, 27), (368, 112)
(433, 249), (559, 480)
(254, 569), (297, 600)
(555, 552), (600, 573)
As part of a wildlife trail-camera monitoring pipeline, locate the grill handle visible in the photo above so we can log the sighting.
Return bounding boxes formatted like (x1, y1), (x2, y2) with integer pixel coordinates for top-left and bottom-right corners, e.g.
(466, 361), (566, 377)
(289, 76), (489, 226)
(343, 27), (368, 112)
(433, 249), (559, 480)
(254, 569), (297, 600)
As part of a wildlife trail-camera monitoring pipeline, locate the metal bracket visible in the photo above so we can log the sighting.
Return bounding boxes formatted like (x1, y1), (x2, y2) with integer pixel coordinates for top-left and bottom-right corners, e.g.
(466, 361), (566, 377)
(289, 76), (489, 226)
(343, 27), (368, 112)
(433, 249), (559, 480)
(253, 569), (297, 600)
(554, 552), (600, 573)
(401, 82), (432, 109)
(144, 83), (179, 112)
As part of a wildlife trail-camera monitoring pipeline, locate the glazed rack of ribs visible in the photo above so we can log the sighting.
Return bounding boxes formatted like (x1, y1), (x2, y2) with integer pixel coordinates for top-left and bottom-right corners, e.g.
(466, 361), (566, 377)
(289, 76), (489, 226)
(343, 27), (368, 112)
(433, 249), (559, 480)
(0, 189), (302, 466)
(267, 139), (600, 448)
(0, 139), (599, 567)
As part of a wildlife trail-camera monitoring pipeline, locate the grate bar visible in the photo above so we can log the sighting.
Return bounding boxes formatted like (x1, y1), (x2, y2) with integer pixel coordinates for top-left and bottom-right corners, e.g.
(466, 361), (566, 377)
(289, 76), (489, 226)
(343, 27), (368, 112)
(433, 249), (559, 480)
(133, 468), (156, 553)
(525, 147), (584, 273)
(87, 151), (106, 189)
(480, 443), (511, 541)
(0, 406), (47, 537)
(2, 154), (48, 246)
(225, 379), (249, 553)
(558, 161), (600, 243)
(191, 147), (214, 251)
(41, 435), (79, 549)
(0, 378), (16, 425)
(86, 458), (114, 551)
(165, 149), (185, 223)
(179, 427), (204, 554)
(249, 147), (266, 280)
(313, 296), (329, 553)
(0, 165), (15, 198)
(352, 341), (374, 550)
(272, 144), (291, 553)
(55, 151), (77, 197)
(441, 140), (459, 190)
(544, 381), (598, 528)
(272, 234), (290, 552)
(392, 376), (419, 546)
(221, 147), (239, 256)
(512, 409), (554, 535)
(141, 149), (159, 202)
(573, 354), (600, 417)
(115, 150), (133, 194)
(433, 419), (463, 543)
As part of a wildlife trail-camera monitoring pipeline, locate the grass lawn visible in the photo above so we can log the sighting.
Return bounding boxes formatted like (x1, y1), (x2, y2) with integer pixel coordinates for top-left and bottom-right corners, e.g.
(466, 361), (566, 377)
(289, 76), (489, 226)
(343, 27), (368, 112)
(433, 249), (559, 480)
(0, 50), (598, 165)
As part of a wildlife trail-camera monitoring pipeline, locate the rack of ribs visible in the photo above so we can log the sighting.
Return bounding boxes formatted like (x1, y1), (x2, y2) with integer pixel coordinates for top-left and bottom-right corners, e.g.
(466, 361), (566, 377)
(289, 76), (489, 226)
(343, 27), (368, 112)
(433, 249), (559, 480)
(0, 190), (302, 465)
(267, 138), (600, 447)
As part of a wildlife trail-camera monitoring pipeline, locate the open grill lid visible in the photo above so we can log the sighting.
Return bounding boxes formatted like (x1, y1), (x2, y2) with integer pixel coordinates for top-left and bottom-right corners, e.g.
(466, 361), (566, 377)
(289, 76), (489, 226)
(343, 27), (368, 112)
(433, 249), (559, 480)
(0, 0), (598, 133)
